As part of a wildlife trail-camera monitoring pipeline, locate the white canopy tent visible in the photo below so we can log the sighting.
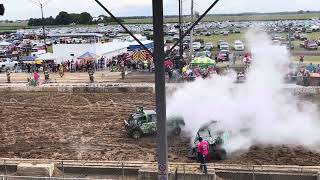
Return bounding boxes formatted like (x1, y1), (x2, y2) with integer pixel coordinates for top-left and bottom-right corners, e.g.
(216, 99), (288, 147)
(53, 42), (129, 64)
(36, 53), (56, 61)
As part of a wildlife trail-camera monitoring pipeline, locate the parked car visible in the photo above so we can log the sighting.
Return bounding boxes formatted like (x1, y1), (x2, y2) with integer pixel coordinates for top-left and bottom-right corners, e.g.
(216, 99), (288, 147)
(195, 51), (212, 58)
(166, 36), (174, 43)
(192, 42), (201, 51)
(300, 40), (318, 50)
(219, 41), (229, 50)
(0, 58), (18, 70)
(299, 34), (308, 40)
(233, 28), (241, 33)
(213, 30), (220, 35)
(205, 31), (212, 36)
(216, 50), (230, 62)
(204, 42), (214, 51)
(233, 40), (245, 51)
(305, 28), (312, 33)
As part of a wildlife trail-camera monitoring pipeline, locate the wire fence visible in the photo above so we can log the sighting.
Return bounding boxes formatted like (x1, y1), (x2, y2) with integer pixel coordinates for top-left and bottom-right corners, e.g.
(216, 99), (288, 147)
(0, 159), (319, 180)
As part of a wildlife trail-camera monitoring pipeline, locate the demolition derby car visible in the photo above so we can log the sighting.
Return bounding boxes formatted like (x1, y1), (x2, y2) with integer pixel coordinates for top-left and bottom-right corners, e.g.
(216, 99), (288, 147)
(124, 107), (185, 139)
(188, 121), (229, 160)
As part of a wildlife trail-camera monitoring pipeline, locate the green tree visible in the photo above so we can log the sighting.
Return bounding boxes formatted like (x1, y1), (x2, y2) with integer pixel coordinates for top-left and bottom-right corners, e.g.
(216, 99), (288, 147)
(78, 12), (93, 25)
(44, 16), (55, 25)
(69, 13), (80, 24)
(55, 11), (72, 25)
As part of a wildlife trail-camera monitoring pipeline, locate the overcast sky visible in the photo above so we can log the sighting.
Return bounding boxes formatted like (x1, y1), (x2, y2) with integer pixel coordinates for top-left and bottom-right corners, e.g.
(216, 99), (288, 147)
(0, 0), (319, 20)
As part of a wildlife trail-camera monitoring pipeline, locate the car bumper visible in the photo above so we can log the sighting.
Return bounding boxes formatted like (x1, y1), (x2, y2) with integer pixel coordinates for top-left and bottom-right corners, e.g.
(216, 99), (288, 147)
(234, 48), (244, 51)
(124, 120), (130, 131)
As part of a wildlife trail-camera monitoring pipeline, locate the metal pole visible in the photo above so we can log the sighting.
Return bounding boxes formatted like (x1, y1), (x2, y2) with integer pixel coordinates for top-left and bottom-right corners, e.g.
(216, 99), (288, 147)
(189, 0), (194, 62)
(40, 3), (47, 53)
(152, 0), (168, 179)
(94, 0), (153, 57)
(179, 0), (183, 60)
(166, 0), (220, 56)
(288, 23), (292, 54)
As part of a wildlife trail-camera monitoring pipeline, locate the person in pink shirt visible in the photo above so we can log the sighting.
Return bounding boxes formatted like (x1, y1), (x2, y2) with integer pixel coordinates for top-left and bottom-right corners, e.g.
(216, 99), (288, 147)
(197, 137), (209, 173)
(34, 71), (40, 83)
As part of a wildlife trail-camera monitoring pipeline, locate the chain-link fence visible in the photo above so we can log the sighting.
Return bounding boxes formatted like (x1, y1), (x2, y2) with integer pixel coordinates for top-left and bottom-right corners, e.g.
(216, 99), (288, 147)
(0, 159), (319, 180)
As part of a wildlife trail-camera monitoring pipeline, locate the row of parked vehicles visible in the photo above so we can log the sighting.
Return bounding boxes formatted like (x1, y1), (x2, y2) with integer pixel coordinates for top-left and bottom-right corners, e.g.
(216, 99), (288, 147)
(271, 32), (320, 50)
(192, 40), (245, 52)
(195, 28), (241, 37)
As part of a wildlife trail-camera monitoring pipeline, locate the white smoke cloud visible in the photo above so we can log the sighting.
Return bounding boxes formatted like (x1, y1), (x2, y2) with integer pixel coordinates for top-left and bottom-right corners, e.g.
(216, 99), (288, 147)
(167, 29), (320, 154)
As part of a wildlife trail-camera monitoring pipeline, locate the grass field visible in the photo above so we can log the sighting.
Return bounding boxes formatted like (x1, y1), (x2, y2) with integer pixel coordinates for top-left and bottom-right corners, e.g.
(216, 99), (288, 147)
(194, 32), (247, 44)
(190, 31), (320, 52)
(124, 13), (320, 24)
(47, 45), (53, 53)
(293, 56), (320, 64)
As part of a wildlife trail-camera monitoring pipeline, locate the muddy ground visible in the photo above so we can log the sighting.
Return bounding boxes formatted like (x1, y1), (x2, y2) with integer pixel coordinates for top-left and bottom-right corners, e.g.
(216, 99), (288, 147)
(0, 92), (320, 165)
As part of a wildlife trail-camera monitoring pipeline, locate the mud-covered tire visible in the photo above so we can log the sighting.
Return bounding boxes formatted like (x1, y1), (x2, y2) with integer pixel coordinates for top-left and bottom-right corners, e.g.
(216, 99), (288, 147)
(131, 130), (142, 139)
(212, 148), (227, 160)
(187, 148), (197, 160)
(172, 127), (181, 136)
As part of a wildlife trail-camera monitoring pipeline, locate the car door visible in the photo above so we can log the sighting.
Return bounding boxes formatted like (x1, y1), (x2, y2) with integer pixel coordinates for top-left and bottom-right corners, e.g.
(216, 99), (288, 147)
(140, 115), (156, 134)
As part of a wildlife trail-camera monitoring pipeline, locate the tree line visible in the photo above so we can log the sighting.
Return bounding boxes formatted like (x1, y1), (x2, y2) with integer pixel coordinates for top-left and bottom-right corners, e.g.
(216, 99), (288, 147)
(28, 11), (122, 26)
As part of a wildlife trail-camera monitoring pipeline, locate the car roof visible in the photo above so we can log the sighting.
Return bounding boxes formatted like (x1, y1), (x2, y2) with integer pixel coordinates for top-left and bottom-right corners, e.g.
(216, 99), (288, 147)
(144, 110), (156, 114)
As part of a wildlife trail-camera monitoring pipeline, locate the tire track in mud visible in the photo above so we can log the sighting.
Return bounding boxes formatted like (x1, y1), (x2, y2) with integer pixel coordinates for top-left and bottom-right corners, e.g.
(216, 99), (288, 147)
(0, 92), (319, 165)
(0, 92), (190, 162)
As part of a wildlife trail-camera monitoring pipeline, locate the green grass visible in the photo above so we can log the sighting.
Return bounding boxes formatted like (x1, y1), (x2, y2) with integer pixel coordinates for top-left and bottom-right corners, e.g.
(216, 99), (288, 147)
(195, 32), (246, 44)
(47, 46), (53, 53)
(293, 56), (320, 64)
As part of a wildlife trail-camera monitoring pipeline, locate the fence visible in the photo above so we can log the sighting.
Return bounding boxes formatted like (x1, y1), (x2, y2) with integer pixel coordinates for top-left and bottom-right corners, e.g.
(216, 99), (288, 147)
(0, 159), (319, 180)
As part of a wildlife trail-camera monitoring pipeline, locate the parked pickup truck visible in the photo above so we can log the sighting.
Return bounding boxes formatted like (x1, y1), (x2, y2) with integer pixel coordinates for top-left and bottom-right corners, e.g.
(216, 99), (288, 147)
(0, 58), (18, 70)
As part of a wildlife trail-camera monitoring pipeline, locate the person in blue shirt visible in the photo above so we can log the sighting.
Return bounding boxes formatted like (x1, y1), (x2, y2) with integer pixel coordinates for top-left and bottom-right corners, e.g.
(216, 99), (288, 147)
(306, 63), (315, 73)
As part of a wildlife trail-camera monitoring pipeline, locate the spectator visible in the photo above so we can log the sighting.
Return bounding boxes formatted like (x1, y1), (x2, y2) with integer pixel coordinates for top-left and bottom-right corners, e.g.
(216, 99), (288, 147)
(299, 56), (304, 63)
(316, 64), (320, 73)
(306, 63), (315, 73)
(197, 137), (209, 174)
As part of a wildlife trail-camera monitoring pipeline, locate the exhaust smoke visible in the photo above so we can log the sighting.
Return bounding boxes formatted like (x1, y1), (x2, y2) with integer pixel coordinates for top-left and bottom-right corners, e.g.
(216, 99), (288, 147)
(167, 29), (320, 154)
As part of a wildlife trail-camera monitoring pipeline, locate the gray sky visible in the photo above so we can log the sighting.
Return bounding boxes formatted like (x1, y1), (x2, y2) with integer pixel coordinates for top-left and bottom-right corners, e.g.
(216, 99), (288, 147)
(0, 0), (319, 20)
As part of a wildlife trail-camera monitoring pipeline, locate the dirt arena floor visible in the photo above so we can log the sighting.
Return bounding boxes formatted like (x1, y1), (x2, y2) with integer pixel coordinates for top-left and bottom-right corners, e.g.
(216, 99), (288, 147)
(0, 92), (320, 166)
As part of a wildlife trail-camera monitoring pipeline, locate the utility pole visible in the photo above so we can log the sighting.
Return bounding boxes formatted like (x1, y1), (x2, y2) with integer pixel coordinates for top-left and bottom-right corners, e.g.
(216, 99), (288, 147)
(0, 4), (4, 16)
(29, 0), (53, 53)
(189, 0), (194, 62)
(288, 22), (293, 54)
(40, 3), (47, 52)
(178, 0), (183, 60)
(152, 0), (168, 179)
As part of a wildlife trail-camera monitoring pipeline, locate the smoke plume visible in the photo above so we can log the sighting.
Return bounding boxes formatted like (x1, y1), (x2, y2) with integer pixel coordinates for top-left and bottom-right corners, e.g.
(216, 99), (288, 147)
(167, 29), (320, 153)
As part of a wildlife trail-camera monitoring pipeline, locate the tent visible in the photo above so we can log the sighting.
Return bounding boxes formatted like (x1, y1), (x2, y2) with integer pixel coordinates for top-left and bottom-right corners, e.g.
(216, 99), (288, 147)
(21, 55), (42, 64)
(36, 53), (56, 61)
(77, 52), (99, 61)
(128, 40), (154, 51)
(190, 56), (216, 67)
(21, 55), (37, 61)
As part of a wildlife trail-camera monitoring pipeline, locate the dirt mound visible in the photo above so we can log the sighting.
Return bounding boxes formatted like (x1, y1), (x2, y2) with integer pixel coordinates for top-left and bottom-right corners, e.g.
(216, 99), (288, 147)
(222, 145), (320, 166)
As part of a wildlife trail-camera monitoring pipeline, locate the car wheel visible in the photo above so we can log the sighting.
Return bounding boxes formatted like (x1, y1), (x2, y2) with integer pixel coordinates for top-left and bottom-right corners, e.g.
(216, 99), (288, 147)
(131, 130), (142, 139)
(187, 148), (197, 160)
(213, 148), (227, 160)
(172, 127), (181, 136)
